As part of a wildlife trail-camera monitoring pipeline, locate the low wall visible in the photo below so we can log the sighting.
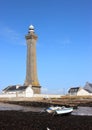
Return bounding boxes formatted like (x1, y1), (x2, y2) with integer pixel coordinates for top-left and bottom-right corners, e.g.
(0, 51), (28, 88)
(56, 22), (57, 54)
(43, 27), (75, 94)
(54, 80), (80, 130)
(33, 94), (62, 98)
(0, 93), (26, 98)
(0, 93), (16, 98)
(0, 93), (62, 99)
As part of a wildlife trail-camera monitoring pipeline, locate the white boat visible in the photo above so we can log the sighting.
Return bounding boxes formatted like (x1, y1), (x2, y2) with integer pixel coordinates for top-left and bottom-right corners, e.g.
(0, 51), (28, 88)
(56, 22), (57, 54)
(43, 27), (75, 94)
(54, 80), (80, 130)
(46, 106), (73, 115)
(55, 106), (73, 115)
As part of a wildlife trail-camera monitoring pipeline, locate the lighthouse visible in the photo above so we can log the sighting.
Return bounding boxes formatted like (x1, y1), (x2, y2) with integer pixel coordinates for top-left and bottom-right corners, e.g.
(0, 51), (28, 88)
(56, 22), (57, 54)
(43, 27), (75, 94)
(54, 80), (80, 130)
(24, 25), (41, 94)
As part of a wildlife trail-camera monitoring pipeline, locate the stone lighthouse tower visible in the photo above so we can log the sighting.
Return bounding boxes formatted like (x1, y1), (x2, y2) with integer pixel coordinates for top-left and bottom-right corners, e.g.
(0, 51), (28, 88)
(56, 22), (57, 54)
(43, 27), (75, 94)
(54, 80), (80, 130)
(24, 25), (41, 94)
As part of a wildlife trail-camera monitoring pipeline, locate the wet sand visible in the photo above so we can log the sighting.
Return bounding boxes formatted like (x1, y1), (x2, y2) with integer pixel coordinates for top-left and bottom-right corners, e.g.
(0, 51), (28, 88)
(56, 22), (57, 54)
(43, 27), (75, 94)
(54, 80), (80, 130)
(0, 111), (92, 130)
(0, 100), (92, 130)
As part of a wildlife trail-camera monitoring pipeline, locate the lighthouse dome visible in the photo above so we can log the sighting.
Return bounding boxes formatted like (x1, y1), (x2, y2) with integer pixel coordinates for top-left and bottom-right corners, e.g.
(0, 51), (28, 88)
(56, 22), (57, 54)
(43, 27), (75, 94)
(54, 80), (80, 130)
(29, 25), (34, 30)
(28, 25), (34, 33)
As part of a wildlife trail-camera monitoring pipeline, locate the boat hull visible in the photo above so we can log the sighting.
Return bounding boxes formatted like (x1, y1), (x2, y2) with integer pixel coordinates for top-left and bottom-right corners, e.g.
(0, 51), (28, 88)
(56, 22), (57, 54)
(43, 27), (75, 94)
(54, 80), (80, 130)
(46, 106), (73, 115)
(56, 108), (73, 115)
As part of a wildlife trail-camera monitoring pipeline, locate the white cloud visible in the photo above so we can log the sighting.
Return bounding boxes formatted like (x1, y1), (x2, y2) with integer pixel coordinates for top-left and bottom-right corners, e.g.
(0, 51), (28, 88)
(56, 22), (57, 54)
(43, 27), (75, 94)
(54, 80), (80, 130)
(58, 39), (72, 47)
(0, 27), (18, 39)
(52, 38), (72, 48)
(0, 26), (25, 46)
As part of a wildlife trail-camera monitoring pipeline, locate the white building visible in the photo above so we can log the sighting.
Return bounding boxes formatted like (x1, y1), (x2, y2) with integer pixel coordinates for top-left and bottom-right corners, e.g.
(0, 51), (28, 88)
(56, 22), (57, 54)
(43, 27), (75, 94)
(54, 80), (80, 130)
(1, 85), (33, 97)
(68, 82), (92, 96)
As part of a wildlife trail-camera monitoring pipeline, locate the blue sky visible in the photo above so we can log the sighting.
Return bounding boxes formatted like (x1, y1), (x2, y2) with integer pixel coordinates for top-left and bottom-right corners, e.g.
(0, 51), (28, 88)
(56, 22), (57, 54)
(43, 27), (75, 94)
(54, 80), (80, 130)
(0, 0), (92, 94)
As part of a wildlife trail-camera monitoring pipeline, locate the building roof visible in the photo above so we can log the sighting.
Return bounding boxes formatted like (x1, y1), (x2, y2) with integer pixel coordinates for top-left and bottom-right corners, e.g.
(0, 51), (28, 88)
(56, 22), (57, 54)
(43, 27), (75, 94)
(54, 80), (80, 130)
(68, 87), (80, 93)
(84, 82), (92, 93)
(3, 85), (28, 92)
